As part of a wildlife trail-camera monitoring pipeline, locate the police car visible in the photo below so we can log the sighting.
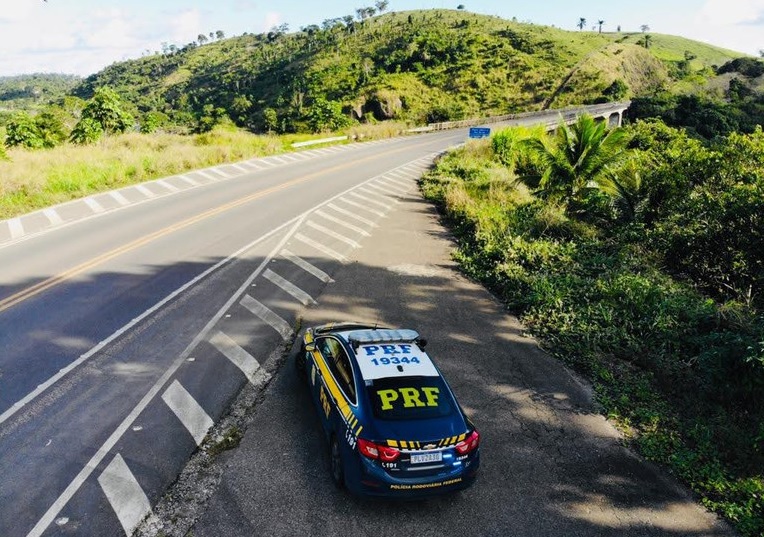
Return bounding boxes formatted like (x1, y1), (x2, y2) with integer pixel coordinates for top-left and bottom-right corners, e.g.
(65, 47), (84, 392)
(296, 322), (480, 496)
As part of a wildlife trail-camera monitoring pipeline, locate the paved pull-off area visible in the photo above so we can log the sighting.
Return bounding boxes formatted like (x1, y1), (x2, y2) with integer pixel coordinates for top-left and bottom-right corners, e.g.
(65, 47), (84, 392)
(149, 179), (734, 536)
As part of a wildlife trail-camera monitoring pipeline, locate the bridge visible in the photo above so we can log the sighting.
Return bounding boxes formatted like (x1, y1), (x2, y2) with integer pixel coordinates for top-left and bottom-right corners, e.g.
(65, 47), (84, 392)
(424, 101), (631, 132)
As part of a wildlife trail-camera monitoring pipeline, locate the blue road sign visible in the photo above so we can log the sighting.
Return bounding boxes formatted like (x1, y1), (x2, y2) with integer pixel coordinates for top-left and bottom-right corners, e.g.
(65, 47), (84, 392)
(469, 127), (491, 139)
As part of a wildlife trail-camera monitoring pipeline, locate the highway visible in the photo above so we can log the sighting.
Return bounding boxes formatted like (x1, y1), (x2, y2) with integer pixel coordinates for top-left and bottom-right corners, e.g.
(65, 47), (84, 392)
(0, 113), (732, 537)
(0, 130), (463, 536)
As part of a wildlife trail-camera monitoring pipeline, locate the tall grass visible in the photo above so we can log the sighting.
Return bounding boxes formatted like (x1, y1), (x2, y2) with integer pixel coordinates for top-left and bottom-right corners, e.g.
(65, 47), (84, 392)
(0, 123), (409, 219)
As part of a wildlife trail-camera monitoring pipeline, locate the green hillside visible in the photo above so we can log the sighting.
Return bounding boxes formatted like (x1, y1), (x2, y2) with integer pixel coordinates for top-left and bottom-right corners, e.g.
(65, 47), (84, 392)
(69, 9), (744, 133)
(0, 74), (80, 112)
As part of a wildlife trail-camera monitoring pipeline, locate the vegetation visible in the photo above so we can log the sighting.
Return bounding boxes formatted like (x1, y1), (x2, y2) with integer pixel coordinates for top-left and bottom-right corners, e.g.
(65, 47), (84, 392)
(628, 57), (764, 140)
(421, 117), (764, 536)
(2, 9), (739, 146)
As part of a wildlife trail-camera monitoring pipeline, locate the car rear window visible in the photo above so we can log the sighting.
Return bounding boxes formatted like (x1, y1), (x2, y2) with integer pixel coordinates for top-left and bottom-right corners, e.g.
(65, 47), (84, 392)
(367, 376), (455, 420)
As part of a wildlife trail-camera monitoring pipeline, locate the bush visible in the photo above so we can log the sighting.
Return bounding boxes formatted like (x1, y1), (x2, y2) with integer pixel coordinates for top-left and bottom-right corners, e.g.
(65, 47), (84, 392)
(5, 113), (44, 149)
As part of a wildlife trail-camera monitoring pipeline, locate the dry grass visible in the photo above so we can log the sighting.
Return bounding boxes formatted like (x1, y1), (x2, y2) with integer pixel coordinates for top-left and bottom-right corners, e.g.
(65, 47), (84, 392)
(0, 127), (281, 219)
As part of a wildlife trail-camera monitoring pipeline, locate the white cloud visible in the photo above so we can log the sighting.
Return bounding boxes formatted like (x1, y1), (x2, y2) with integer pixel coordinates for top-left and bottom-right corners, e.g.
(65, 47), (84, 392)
(169, 9), (203, 43)
(689, 0), (764, 54)
(263, 11), (282, 31)
(697, 0), (764, 25)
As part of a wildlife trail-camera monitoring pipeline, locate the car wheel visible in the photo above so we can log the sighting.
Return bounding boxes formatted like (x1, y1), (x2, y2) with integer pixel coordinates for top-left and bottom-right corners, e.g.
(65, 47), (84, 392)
(329, 436), (344, 489)
(295, 342), (307, 377)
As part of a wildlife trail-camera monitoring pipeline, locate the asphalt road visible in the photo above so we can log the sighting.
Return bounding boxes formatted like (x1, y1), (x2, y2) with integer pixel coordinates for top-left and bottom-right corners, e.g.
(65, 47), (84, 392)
(0, 131), (463, 537)
(175, 178), (734, 537)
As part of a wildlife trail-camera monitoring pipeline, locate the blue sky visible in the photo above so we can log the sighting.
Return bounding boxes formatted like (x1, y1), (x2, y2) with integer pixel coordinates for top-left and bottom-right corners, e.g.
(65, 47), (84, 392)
(1, 0), (762, 76)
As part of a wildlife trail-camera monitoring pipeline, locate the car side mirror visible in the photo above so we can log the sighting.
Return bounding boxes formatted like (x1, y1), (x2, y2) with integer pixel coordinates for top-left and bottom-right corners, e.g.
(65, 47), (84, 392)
(417, 338), (427, 350)
(304, 343), (316, 352)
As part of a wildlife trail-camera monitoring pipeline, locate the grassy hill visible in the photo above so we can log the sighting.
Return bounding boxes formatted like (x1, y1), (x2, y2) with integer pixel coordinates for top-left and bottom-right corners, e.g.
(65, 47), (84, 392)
(67, 9), (745, 133)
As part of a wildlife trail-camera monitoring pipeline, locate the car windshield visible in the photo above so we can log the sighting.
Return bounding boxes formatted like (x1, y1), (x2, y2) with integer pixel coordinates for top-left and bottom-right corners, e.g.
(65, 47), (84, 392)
(366, 376), (456, 420)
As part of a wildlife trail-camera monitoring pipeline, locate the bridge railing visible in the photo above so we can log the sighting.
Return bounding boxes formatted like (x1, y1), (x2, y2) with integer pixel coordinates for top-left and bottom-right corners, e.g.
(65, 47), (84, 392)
(424, 101), (631, 132)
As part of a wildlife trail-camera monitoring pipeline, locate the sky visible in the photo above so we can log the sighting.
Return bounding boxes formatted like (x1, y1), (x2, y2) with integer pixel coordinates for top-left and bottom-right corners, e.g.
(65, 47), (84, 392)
(1, 0), (763, 77)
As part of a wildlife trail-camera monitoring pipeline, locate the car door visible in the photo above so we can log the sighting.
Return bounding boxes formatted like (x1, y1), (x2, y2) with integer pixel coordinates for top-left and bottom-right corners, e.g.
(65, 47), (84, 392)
(313, 336), (358, 441)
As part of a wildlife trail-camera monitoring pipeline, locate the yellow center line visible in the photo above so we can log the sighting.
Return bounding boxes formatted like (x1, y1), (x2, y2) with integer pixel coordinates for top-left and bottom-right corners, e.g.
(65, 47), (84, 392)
(0, 141), (435, 313)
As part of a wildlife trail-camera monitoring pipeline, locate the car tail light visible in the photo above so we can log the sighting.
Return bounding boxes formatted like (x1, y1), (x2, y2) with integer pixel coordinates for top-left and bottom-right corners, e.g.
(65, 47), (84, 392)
(358, 438), (400, 462)
(455, 430), (480, 455)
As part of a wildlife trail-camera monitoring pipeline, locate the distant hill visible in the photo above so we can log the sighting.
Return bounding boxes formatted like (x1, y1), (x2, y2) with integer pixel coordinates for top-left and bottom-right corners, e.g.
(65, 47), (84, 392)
(0, 74), (81, 112)
(13, 10), (752, 133)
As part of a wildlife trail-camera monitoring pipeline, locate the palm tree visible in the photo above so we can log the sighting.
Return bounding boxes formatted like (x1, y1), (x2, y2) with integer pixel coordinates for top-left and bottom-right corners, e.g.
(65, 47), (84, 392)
(597, 155), (651, 222)
(577, 17), (587, 30)
(519, 115), (631, 212)
(598, 20), (604, 33)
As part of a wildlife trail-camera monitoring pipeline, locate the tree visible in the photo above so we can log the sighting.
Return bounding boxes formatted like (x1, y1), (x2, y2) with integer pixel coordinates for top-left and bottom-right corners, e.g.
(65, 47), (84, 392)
(198, 34), (208, 45)
(643, 34), (652, 49)
(374, 0), (389, 12)
(640, 24), (650, 32)
(262, 108), (278, 133)
(4, 113), (44, 149)
(215, 30), (225, 40)
(577, 17), (586, 31)
(519, 114), (631, 212)
(78, 87), (133, 135)
(457, 4), (465, 9)
(69, 117), (103, 145)
(617, 24), (621, 32)
(306, 97), (350, 132)
(597, 20), (604, 33)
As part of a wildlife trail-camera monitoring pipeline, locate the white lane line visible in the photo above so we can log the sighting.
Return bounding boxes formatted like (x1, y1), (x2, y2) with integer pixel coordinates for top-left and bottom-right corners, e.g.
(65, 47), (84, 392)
(83, 197), (106, 214)
(315, 209), (371, 237)
(24, 153), (435, 535)
(109, 191), (131, 206)
(240, 295), (292, 340)
(209, 331), (268, 386)
(349, 191), (389, 209)
(194, 170), (219, 181)
(373, 180), (409, 196)
(7, 218), (24, 240)
(156, 179), (180, 193)
(384, 177), (413, 190)
(231, 164), (250, 173)
(1, 216), (302, 429)
(337, 197), (385, 217)
(358, 187), (398, 204)
(42, 208), (64, 226)
(295, 232), (348, 263)
(263, 268), (317, 306)
(209, 167), (231, 178)
(161, 380), (214, 446)
(363, 182), (398, 196)
(135, 185), (157, 199)
(281, 249), (333, 283)
(176, 174), (199, 186)
(327, 203), (378, 227)
(24, 217), (303, 537)
(97, 454), (152, 537)
(389, 171), (416, 183)
(306, 221), (361, 248)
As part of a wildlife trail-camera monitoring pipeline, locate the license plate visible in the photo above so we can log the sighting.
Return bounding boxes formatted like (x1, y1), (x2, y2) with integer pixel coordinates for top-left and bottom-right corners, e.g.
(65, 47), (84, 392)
(410, 451), (442, 464)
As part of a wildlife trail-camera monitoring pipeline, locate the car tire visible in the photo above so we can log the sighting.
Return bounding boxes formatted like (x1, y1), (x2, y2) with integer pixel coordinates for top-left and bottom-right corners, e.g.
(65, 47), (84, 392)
(295, 342), (307, 377)
(329, 436), (344, 489)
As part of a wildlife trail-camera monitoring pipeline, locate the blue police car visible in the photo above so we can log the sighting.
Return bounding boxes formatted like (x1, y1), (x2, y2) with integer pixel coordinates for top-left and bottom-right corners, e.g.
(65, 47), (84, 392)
(296, 322), (480, 496)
